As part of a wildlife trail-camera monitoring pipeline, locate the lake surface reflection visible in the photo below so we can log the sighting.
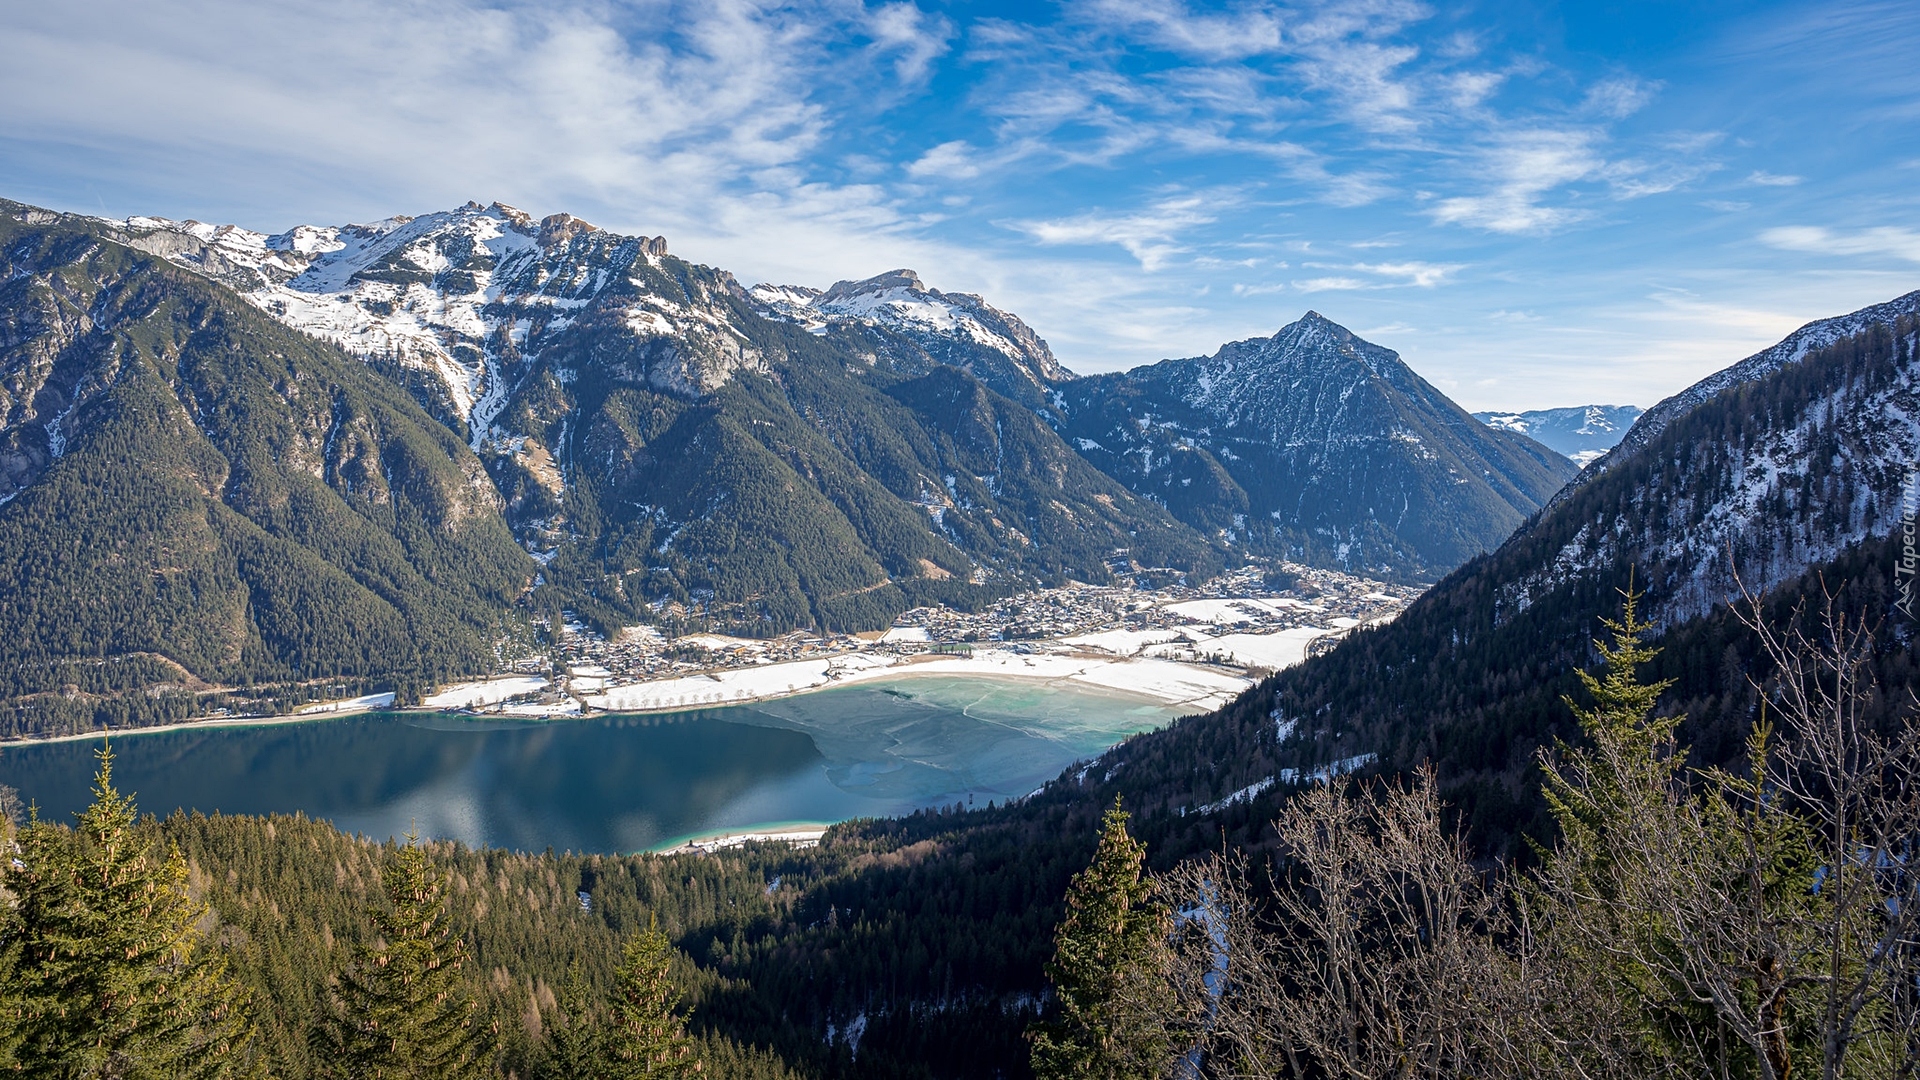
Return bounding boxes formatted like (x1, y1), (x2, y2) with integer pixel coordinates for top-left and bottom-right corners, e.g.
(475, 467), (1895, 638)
(0, 675), (1185, 853)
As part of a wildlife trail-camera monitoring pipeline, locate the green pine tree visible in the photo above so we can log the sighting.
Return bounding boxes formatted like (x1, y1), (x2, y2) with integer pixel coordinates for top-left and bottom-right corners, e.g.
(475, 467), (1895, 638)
(1028, 798), (1171, 1080)
(1541, 583), (1686, 851)
(1536, 589), (1829, 1078)
(604, 917), (699, 1079)
(0, 783), (25, 1072)
(0, 744), (257, 1080)
(320, 832), (486, 1080)
(536, 965), (608, 1080)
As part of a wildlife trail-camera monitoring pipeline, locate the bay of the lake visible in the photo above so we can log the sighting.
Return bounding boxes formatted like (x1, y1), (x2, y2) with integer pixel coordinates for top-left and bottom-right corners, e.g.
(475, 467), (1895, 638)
(0, 674), (1186, 853)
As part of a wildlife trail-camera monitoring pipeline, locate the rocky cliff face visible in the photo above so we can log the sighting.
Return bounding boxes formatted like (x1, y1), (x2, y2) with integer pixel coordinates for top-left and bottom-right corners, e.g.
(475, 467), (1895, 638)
(108, 202), (756, 436)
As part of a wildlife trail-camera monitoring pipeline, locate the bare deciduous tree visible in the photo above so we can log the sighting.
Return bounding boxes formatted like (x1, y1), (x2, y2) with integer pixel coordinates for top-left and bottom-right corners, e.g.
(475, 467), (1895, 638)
(1738, 579), (1920, 1079)
(1162, 769), (1516, 1079)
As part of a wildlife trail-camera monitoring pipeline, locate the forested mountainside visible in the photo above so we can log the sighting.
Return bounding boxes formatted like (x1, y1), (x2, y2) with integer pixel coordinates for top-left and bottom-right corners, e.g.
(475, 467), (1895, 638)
(1057, 295), (1920, 857)
(1055, 313), (1577, 580)
(0, 203), (533, 729)
(94, 201), (1219, 635)
(103, 201), (1571, 605)
(1472, 404), (1642, 465)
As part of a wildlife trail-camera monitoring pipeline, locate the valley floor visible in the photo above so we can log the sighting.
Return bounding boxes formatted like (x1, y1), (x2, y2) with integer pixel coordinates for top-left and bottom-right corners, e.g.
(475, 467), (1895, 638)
(0, 563), (1418, 745)
(443, 560), (1418, 721)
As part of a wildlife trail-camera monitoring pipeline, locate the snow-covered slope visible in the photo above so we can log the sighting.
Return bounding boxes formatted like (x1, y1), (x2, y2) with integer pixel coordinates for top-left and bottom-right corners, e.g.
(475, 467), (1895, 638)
(1473, 405), (1643, 466)
(1594, 290), (1920, 475)
(750, 269), (1068, 404)
(1500, 293), (1920, 626)
(107, 203), (761, 447)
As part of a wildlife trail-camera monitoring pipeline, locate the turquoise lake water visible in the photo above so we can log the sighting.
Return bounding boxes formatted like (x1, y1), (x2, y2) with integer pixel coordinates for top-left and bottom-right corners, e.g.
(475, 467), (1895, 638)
(0, 675), (1185, 853)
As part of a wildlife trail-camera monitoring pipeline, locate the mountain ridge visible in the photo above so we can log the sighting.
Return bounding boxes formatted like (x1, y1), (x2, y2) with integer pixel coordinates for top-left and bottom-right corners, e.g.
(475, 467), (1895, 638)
(100, 199), (1567, 596)
(1044, 284), (1920, 858)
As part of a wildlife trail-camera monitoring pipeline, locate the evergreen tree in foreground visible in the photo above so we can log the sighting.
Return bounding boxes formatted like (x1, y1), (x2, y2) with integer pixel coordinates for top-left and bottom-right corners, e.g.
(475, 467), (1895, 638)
(319, 832), (486, 1079)
(1029, 798), (1171, 1080)
(604, 917), (699, 1078)
(0, 744), (257, 1079)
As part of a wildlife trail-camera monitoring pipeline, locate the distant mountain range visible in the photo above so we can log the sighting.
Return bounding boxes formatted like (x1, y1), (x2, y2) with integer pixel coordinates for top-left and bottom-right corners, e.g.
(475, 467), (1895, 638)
(1472, 404), (1643, 466)
(0, 196), (1577, 726)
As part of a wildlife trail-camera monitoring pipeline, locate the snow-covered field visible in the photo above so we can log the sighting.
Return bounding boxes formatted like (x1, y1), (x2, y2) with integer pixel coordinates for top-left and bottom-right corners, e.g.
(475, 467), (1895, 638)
(296, 692), (396, 715)
(422, 676), (548, 710)
(1193, 628), (1331, 670)
(584, 654), (895, 711)
(583, 647), (1252, 715)
(654, 824), (829, 854)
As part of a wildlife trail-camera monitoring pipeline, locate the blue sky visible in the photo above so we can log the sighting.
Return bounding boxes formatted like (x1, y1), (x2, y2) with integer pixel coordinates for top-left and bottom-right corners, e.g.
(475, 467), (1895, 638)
(3, 0), (1917, 410)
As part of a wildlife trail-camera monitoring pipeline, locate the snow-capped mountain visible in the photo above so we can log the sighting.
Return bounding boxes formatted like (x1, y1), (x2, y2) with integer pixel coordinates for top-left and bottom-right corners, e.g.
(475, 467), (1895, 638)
(109, 202), (754, 445)
(69, 200), (1218, 632)
(1472, 405), (1642, 467)
(751, 269), (1068, 406)
(66, 199), (1580, 611)
(1055, 312), (1576, 580)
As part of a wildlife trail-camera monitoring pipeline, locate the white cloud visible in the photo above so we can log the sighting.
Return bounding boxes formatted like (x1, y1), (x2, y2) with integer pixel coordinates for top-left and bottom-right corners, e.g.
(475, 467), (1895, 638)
(1759, 225), (1920, 262)
(1293, 276), (1369, 292)
(1352, 260), (1462, 286)
(1745, 170), (1803, 186)
(1006, 194), (1222, 270)
(1582, 76), (1660, 118)
(0, 0), (947, 277)
(1428, 130), (1601, 234)
(1074, 0), (1285, 61)
(864, 2), (954, 83)
(907, 140), (983, 179)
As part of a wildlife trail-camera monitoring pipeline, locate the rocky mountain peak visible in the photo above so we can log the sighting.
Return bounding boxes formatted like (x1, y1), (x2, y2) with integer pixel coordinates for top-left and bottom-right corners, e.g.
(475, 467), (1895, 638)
(749, 269), (1071, 400)
(821, 268), (925, 302)
(1189, 312), (1408, 411)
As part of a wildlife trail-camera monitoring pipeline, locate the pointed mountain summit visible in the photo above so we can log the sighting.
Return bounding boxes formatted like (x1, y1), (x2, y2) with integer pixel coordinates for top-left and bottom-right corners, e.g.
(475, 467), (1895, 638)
(1055, 312), (1574, 580)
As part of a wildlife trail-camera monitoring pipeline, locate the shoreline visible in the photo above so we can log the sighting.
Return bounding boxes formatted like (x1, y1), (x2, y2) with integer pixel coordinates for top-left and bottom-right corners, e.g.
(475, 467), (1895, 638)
(648, 822), (834, 855)
(0, 646), (1266, 751)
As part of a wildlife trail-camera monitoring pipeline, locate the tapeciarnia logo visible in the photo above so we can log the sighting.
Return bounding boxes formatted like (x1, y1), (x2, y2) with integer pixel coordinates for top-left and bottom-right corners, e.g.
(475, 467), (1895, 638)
(1898, 469), (1920, 619)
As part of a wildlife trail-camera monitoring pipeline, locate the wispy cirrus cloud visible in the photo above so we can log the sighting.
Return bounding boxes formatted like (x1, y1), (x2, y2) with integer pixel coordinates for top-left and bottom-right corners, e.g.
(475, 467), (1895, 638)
(1427, 130), (1603, 233)
(1006, 193), (1225, 270)
(1759, 225), (1920, 262)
